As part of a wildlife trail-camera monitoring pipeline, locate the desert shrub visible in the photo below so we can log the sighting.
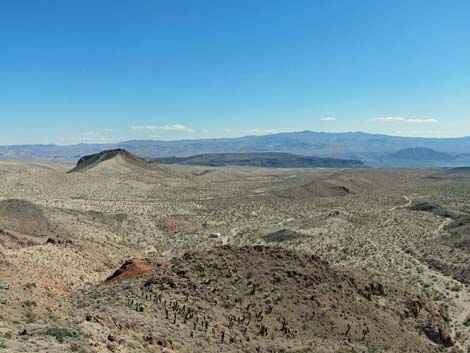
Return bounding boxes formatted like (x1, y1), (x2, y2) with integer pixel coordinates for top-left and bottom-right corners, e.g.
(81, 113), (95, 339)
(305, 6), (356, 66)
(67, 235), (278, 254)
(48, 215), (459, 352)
(25, 312), (37, 323)
(44, 327), (75, 343)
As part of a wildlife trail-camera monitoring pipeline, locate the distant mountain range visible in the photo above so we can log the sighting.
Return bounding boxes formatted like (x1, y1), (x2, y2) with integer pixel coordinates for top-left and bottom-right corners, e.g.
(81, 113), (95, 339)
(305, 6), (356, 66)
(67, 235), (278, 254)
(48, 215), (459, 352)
(2, 130), (470, 165)
(154, 152), (363, 168)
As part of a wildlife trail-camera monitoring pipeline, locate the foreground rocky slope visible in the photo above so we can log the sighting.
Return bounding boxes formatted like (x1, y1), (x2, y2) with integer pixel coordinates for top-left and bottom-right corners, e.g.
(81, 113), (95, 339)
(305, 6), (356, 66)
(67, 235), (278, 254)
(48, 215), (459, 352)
(74, 245), (452, 353)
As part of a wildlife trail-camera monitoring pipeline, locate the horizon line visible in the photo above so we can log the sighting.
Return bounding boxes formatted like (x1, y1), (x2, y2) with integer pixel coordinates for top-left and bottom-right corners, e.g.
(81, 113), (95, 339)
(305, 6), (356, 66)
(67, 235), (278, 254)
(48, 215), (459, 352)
(1, 130), (470, 147)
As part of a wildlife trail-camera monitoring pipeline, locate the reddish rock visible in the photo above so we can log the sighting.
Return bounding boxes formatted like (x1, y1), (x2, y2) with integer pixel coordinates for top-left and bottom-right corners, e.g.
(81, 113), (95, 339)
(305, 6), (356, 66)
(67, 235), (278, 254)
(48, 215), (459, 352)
(106, 259), (166, 282)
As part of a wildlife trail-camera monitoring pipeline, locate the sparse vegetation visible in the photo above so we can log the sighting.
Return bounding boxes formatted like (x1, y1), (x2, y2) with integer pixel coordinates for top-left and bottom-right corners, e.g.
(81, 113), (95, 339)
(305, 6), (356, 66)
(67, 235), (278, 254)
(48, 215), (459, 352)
(24, 282), (36, 290)
(0, 158), (469, 352)
(44, 327), (75, 343)
(23, 300), (36, 307)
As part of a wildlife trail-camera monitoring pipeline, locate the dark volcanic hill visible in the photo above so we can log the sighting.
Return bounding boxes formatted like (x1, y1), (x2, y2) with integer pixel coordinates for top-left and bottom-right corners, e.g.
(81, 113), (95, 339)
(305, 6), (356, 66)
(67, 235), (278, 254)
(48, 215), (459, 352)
(153, 152), (363, 168)
(68, 148), (163, 173)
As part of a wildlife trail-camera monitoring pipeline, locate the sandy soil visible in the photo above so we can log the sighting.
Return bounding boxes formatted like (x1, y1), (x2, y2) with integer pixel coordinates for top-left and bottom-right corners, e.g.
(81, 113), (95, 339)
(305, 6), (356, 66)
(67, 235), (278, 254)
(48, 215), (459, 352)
(0, 157), (469, 352)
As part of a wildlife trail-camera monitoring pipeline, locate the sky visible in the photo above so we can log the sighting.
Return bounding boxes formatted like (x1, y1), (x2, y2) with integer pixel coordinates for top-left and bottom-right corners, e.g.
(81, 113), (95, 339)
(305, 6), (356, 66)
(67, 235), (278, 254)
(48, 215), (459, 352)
(1, 0), (470, 145)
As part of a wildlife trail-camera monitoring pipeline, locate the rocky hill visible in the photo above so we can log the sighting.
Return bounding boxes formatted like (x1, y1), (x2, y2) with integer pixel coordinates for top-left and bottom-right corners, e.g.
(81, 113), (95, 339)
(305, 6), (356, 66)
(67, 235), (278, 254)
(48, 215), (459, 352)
(68, 149), (164, 173)
(0, 199), (67, 249)
(73, 245), (452, 353)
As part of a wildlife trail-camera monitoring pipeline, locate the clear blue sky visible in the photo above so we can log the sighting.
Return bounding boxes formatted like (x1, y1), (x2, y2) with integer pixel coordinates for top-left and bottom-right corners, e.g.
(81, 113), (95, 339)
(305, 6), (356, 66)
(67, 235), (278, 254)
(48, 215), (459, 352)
(1, 0), (470, 144)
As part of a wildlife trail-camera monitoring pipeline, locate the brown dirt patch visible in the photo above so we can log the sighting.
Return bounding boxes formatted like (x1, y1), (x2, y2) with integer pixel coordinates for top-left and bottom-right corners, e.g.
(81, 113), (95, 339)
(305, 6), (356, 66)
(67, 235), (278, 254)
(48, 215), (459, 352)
(106, 259), (166, 282)
(160, 218), (203, 233)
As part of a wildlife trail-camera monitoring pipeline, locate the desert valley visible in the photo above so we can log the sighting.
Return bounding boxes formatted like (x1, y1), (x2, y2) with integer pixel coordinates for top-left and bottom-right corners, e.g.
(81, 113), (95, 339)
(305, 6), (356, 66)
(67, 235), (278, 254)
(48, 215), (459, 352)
(3, 1), (470, 351)
(0, 149), (470, 353)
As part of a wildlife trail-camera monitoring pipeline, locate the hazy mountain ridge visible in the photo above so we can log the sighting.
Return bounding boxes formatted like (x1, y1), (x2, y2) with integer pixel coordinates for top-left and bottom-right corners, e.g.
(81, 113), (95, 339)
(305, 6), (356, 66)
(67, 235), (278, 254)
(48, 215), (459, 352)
(2, 130), (470, 164)
(383, 148), (454, 161)
(154, 152), (363, 168)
